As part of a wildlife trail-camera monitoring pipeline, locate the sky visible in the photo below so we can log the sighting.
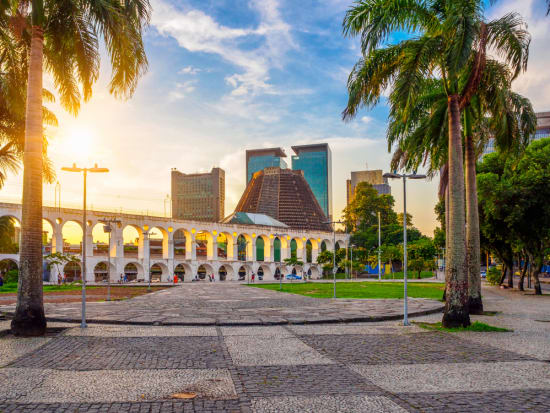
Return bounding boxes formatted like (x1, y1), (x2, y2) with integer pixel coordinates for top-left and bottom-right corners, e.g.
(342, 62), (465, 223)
(1, 0), (549, 242)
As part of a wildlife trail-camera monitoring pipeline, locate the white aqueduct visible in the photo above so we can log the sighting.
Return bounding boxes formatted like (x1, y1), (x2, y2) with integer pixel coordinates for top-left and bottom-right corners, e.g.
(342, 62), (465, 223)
(0, 202), (347, 283)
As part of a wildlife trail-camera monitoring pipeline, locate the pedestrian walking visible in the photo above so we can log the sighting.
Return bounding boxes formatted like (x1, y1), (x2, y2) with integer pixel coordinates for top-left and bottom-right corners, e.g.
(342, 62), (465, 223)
(251, 272), (255, 283)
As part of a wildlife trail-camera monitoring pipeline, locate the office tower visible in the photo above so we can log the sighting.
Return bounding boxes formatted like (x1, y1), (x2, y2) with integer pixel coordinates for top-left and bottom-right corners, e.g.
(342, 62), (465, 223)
(245, 147), (287, 184)
(171, 167), (225, 222)
(347, 169), (392, 204)
(291, 143), (332, 220)
(234, 167), (331, 231)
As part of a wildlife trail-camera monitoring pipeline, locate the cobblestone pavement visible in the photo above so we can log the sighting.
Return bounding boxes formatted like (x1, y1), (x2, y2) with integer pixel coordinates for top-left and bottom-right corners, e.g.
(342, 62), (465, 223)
(1, 285), (549, 412)
(0, 282), (444, 326)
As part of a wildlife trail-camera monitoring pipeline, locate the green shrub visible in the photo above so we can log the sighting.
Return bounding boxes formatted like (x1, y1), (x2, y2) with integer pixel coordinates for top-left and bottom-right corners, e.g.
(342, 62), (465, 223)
(5, 269), (18, 283)
(486, 267), (501, 285)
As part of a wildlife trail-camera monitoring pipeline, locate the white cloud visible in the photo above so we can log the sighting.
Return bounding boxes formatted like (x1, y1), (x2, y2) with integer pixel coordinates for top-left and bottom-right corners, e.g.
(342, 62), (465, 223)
(361, 116), (373, 124)
(151, 0), (296, 99)
(179, 66), (201, 75)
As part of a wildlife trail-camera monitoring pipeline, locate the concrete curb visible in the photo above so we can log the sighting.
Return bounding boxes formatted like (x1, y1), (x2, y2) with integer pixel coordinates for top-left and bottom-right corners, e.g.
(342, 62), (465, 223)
(3, 305), (444, 327)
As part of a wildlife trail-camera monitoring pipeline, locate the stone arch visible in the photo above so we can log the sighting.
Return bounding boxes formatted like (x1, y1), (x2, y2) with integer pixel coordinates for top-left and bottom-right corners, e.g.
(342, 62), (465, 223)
(290, 239), (298, 259)
(91, 223), (109, 257)
(235, 263), (253, 281)
(307, 265), (320, 279)
(216, 231), (232, 259)
(124, 262), (143, 282)
(174, 262), (192, 282)
(0, 215), (21, 254)
(61, 220), (84, 255)
(122, 224), (141, 258)
(321, 239), (331, 251)
(0, 258), (18, 281)
(93, 261), (116, 282)
(42, 218), (54, 254)
(237, 234), (252, 261)
(147, 226), (168, 259)
(150, 261), (168, 282)
(63, 261), (81, 283)
(257, 264), (272, 280)
(173, 228), (190, 259)
(196, 230), (213, 259)
(197, 262), (214, 280)
(306, 240), (313, 263)
(273, 237), (282, 262)
(218, 264), (233, 281)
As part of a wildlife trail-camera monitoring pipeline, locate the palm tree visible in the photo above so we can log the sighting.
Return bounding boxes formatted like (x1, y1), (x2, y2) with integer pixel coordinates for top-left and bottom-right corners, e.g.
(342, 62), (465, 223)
(342, 0), (529, 327)
(0, 6), (57, 188)
(387, 63), (535, 314)
(11, 0), (151, 337)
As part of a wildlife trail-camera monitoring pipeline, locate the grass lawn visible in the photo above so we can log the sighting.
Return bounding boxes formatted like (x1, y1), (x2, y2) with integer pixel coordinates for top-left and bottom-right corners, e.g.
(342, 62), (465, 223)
(414, 321), (512, 332)
(248, 281), (445, 300)
(0, 282), (96, 294)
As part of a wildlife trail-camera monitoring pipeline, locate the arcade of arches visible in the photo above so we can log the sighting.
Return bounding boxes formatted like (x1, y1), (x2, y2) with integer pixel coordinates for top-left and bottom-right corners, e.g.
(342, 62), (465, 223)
(0, 202), (347, 283)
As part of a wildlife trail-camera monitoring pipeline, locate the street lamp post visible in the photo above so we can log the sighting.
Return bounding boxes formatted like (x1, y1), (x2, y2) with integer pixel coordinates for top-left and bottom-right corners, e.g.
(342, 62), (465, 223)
(99, 218), (121, 301)
(61, 163), (109, 328)
(350, 244), (355, 279)
(371, 211), (382, 280)
(383, 171), (426, 326)
(324, 220), (344, 299)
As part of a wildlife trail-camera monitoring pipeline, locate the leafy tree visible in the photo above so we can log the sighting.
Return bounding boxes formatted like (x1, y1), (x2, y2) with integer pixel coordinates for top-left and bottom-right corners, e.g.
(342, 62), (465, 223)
(408, 238), (437, 278)
(478, 138), (550, 295)
(343, 0), (530, 327)
(44, 252), (80, 282)
(12, 0), (151, 337)
(343, 182), (397, 232)
(380, 244), (402, 276)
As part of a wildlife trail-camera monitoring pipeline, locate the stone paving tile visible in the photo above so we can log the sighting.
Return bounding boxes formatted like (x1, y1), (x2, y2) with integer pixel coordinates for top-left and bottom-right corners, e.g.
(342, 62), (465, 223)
(221, 326), (293, 337)
(1, 283), (443, 325)
(299, 332), (534, 364)
(63, 325), (218, 337)
(0, 334), (52, 368)
(0, 400), (242, 412)
(288, 324), (425, 336)
(251, 395), (408, 413)
(350, 361), (550, 393)
(224, 335), (332, 366)
(0, 367), (236, 403)
(235, 364), (381, 397)
(393, 389), (550, 413)
(10, 336), (230, 370)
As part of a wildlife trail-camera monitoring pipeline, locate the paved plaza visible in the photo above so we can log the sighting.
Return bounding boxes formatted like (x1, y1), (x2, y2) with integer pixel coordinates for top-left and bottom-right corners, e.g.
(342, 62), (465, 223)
(0, 282), (444, 325)
(1, 284), (549, 412)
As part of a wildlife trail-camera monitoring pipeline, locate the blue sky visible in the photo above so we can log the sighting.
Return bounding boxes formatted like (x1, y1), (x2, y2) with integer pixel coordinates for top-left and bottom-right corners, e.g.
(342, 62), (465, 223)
(2, 0), (549, 238)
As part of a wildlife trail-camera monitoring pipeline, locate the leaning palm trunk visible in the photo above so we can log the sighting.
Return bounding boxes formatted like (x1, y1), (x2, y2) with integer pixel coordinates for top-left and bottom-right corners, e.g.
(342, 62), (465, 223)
(442, 96), (470, 328)
(11, 26), (46, 336)
(465, 134), (483, 314)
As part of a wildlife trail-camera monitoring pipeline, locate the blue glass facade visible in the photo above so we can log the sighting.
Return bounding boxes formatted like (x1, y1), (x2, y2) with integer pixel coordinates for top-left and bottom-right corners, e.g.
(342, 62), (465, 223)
(291, 144), (332, 220)
(247, 155), (287, 183)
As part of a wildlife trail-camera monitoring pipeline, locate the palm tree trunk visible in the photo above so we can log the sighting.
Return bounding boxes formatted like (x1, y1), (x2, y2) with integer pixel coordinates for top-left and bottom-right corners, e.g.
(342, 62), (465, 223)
(442, 95), (470, 328)
(11, 26), (46, 337)
(465, 132), (483, 314)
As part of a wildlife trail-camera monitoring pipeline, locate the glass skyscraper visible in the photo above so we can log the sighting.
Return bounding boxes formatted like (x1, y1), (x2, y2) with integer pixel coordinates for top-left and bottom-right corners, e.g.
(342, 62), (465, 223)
(291, 143), (332, 220)
(246, 148), (287, 183)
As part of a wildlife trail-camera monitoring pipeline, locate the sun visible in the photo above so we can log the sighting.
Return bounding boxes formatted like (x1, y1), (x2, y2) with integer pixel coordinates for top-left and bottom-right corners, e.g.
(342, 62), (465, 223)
(67, 128), (94, 161)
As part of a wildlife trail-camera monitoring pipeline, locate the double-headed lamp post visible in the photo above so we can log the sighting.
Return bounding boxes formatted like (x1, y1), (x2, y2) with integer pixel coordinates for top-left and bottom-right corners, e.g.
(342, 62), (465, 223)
(61, 163), (109, 328)
(324, 220), (344, 299)
(383, 171), (426, 326)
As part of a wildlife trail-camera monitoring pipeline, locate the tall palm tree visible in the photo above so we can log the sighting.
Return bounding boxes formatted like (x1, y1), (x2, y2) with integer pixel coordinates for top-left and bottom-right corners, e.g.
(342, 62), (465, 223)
(11, 0), (151, 337)
(387, 62), (535, 313)
(343, 0), (529, 327)
(0, 4), (56, 188)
